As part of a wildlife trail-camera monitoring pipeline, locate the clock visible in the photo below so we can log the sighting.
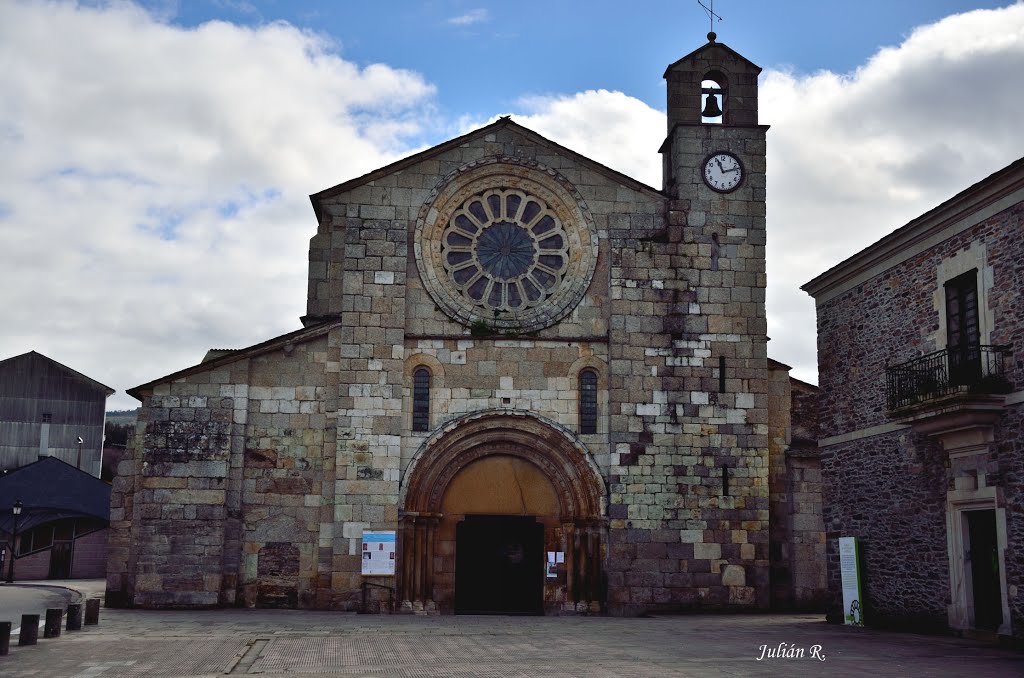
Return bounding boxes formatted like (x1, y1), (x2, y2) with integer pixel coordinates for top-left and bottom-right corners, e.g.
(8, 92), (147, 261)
(702, 152), (744, 193)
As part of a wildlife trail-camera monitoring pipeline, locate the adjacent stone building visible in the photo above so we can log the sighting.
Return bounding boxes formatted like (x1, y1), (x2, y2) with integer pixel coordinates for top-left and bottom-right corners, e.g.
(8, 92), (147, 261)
(803, 157), (1023, 639)
(108, 36), (823, 614)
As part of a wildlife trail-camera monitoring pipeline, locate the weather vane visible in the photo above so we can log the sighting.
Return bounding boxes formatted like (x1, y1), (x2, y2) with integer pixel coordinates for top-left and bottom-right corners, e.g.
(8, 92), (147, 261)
(698, 0), (723, 40)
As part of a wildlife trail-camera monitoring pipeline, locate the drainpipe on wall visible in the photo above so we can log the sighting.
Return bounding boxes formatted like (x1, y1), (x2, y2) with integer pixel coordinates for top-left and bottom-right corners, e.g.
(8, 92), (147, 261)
(38, 421), (50, 459)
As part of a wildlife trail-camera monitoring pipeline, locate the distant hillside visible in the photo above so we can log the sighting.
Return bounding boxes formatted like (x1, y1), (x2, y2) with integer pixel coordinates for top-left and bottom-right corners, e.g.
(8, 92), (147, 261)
(106, 409), (138, 425)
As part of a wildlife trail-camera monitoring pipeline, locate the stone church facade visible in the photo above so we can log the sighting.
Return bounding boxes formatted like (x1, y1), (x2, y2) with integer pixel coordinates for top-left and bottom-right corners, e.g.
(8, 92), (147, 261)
(107, 37), (823, 614)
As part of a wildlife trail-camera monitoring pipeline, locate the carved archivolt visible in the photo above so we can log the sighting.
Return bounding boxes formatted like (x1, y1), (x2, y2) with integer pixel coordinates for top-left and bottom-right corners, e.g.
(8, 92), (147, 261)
(401, 410), (605, 521)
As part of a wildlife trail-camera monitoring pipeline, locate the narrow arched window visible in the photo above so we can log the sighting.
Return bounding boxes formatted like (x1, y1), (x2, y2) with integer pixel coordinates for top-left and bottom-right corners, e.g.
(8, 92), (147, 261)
(412, 367), (431, 432)
(579, 369), (598, 434)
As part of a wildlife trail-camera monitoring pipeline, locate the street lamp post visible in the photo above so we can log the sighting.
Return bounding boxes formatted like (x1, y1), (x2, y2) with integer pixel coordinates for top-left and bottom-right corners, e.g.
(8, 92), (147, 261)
(6, 499), (23, 583)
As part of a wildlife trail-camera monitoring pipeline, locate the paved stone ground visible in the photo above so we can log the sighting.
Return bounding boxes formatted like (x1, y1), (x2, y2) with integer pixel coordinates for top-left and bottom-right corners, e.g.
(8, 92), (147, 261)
(2, 600), (1023, 678)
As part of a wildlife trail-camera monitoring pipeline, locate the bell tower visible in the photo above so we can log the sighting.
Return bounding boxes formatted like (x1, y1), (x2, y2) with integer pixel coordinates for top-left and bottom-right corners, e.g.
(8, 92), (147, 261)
(661, 31), (763, 195)
(657, 32), (772, 609)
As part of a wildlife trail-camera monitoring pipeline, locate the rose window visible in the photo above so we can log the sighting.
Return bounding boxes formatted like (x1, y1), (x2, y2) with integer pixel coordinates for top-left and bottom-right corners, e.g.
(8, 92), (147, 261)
(415, 160), (597, 333)
(441, 189), (570, 313)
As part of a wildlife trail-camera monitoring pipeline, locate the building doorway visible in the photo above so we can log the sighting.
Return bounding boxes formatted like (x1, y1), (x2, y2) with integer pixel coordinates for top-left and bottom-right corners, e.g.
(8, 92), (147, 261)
(48, 541), (73, 579)
(946, 492), (1009, 635)
(965, 509), (1002, 631)
(455, 515), (543, 614)
(398, 411), (606, 614)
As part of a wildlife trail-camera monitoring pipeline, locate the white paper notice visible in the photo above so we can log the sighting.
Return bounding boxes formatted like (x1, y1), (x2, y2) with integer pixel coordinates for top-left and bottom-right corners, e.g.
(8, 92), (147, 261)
(361, 530), (396, 576)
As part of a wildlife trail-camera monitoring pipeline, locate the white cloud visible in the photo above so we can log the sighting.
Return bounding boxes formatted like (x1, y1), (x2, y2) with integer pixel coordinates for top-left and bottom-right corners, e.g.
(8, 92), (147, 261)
(447, 8), (489, 26)
(0, 1), (435, 409)
(504, 90), (666, 188)
(495, 4), (1024, 385)
(2, 1), (1022, 412)
(760, 3), (1024, 384)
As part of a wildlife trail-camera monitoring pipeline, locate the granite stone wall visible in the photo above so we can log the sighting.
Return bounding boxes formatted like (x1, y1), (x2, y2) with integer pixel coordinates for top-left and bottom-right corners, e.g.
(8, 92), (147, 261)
(816, 202), (1024, 437)
(997, 404), (1024, 636)
(110, 112), (785, 614)
(820, 431), (950, 630)
(814, 197), (1023, 636)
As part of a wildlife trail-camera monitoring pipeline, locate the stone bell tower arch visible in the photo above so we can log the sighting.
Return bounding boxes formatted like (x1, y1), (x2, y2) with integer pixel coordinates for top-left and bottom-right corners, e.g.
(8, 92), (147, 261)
(398, 410), (606, 614)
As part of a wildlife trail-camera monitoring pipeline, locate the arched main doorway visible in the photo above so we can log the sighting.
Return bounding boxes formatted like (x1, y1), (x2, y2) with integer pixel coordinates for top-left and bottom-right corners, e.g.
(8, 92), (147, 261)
(398, 411), (606, 614)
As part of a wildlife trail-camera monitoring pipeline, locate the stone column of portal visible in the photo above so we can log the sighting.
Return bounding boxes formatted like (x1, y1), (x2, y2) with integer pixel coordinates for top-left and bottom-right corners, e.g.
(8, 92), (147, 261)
(423, 515), (440, 612)
(412, 519), (426, 611)
(584, 521), (598, 611)
(399, 515), (416, 612)
(580, 523), (593, 606)
(563, 521), (576, 608)
(588, 522), (602, 611)
(575, 523), (587, 611)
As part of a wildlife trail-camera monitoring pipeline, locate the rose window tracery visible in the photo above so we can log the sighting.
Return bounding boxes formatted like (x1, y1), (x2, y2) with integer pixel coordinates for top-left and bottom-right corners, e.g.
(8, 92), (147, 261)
(441, 190), (570, 313)
(415, 160), (597, 334)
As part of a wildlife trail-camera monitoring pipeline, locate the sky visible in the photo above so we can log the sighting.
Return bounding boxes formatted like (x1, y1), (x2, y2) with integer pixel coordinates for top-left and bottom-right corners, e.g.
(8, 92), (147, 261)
(1, 1), (1022, 411)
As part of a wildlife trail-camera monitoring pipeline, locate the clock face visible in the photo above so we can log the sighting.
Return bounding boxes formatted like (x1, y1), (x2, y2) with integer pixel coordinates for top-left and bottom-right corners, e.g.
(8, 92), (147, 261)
(702, 152), (744, 193)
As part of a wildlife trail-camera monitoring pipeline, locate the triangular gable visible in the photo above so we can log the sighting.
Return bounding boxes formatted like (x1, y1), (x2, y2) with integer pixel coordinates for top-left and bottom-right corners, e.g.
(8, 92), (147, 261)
(127, 319), (341, 401)
(0, 351), (115, 397)
(309, 117), (663, 222)
(663, 39), (762, 77)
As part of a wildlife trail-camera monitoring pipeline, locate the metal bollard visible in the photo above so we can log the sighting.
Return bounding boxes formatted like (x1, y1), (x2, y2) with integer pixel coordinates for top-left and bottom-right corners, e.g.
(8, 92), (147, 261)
(66, 602), (83, 631)
(0, 621), (11, 655)
(44, 608), (62, 638)
(84, 598), (100, 625)
(19, 614), (39, 646)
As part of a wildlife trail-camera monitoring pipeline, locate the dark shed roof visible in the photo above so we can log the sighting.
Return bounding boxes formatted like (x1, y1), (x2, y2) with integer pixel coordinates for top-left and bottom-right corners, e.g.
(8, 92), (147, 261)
(0, 351), (115, 398)
(0, 456), (111, 535)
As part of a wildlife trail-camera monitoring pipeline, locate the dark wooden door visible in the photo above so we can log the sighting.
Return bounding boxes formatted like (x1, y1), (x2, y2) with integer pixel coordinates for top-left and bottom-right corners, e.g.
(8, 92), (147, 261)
(49, 541), (73, 579)
(455, 515), (543, 614)
(945, 270), (981, 385)
(966, 509), (1002, 630)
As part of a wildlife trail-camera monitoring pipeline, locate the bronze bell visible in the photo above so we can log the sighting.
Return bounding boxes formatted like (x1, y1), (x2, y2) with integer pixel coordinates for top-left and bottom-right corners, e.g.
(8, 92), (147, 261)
(701, 93), (723, 118)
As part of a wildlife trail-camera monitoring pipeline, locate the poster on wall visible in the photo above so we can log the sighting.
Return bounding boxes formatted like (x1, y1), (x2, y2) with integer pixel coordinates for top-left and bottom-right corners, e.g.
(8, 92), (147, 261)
(838, 536), (864, 626)
(361, 530), (396, 576)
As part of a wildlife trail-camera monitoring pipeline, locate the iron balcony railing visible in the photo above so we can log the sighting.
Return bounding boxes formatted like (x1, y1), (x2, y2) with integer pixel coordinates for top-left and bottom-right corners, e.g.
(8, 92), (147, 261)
(886, 344), (1012, 411)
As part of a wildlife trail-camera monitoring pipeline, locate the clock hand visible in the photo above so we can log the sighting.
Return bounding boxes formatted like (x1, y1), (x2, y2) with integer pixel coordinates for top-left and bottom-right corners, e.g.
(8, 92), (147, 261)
(716, 158), (724, 171)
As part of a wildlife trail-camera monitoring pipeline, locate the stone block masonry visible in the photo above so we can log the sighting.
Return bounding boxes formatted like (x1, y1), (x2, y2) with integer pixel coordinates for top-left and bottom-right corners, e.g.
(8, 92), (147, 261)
(110, 32), (801, 613)
(807, 165), (1024, 638)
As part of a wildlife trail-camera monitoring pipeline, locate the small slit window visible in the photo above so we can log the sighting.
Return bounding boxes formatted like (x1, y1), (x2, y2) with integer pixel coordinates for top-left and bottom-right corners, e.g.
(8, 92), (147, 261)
(579, 369), (598, 434)
(412, 367), (431, 432)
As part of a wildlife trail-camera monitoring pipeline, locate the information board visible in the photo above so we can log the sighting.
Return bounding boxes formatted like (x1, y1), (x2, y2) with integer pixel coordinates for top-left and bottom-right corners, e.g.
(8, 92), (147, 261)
(361, 530), (396, 576)
(838, 536), (864, 626)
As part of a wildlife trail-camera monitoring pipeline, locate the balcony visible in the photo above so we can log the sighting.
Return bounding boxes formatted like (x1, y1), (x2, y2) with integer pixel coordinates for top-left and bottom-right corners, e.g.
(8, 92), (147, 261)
(886, 345), (1012, 411)
(886, 345), (1012, 454)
